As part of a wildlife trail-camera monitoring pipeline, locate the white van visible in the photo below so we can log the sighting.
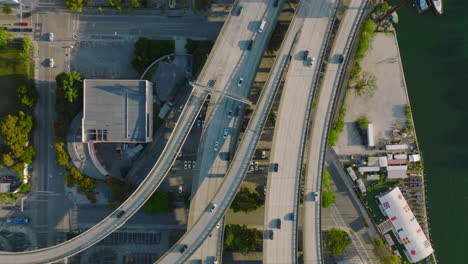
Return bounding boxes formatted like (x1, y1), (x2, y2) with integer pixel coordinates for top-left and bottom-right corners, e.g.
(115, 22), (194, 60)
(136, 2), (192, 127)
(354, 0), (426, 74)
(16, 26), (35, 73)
(258, 19), (266, 33)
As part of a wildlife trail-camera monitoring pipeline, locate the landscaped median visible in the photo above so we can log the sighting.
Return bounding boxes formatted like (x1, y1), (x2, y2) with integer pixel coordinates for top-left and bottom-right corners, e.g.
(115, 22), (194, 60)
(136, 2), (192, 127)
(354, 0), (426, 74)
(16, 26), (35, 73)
(0, 34), (37, 201)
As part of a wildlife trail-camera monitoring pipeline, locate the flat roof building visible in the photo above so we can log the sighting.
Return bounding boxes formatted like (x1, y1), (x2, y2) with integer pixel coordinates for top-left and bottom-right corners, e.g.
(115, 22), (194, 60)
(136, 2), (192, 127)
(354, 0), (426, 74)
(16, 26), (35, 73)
(82, 79), (153, 143)
(378, 187), (434, 263)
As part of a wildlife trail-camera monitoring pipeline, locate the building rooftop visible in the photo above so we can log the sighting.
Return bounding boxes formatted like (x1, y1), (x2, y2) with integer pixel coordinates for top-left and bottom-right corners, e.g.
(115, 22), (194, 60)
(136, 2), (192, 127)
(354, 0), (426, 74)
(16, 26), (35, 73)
(82, 79), (153, 143)
(378, 187), (433, 263)
(0, 182), (11, 193)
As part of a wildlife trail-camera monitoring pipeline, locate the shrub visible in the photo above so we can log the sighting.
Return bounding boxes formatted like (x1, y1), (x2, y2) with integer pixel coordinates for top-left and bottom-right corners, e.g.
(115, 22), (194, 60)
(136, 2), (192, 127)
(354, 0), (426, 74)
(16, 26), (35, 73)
(21, 145), (36, 164)
(105, 177), (135, 208)
(16, 84), (38, 108)
(66, 0), (88, 12)
(357, 115), (370, 130)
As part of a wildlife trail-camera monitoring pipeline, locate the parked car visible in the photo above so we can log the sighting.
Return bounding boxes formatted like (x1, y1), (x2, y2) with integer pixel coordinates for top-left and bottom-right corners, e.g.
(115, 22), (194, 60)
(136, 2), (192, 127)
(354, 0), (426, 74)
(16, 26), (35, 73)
(273, 0), (279, 7)
(19, 22), (28, 26)
(184, 161), (188, 169)
(254, 161), (259, 171)
(187, 161), (191, 169)
(272, 163), (279, 172)
(192, 161), (196, 168)
(303, 50), (309, 60)
(338, 54), (344, 63)
(214, 141), (219, 152)
(223, 128), (228, 139)
(261, 150), (267, 159)
(264, 185), (267, 195)
(48, 58), (54, 68)
(48, 32), (54, 41)
(216, 222), (220, 228)
(227, 110), (233, 119)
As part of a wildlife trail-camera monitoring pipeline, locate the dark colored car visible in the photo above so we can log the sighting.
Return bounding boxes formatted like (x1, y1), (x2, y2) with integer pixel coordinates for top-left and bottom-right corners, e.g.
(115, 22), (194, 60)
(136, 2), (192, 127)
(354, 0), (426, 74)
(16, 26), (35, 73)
(272, 163), (279, 172)
(303, 50), (309, 60)
(22, 12), (32, 18)
(247, 40), (253, 51)
(237, 6), (243, 16)
(338, 54), (344, 63)
(273, 0), (279, 7)
(276, 219), (282, 229)
(116, 210), (125, 218)
(179, 244), (188, 253)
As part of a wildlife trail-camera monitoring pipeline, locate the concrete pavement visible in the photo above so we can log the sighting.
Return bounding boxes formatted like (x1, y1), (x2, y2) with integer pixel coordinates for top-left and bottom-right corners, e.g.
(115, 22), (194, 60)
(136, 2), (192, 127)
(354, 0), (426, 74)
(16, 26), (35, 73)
(262, 0), (339, 263)
(302, 0), (368, 263)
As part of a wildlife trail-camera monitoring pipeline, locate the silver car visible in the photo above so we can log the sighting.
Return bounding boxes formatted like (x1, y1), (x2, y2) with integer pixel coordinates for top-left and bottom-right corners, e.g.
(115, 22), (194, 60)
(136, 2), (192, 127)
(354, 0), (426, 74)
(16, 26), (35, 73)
(237, 77), (243, 87)
(223, 128), (228, 139)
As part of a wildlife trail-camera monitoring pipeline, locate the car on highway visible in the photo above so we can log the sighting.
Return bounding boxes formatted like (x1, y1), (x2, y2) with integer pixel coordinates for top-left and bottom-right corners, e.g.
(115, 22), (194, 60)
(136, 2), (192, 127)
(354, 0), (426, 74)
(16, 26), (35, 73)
(264, 185), (267, 195)
(272, 163), (279, 172)
(275, 219), (282, 229)
(309, 57), (315, 66)
(227, 110), (233, 119)
(214, 141), (219, 151)
(179, 244), (188, 253)
(116, 210), (125, 218)
(197, 119), (201, 127)
(208, 203), (217, 212)
(267, 229), (274, 240)
(258, 19), (266, 33)
(247, 40), (253, 51)
(178, 104), (184, 112)
(48, 58), (54, 68)
(223, 128), (228, 139)
(48, 32), (54, 41)
(312, 192), (319, 201)
(303, 50), (309, 60)
(235, 6), (243, 16)
(249, 162), (255, 171)
(237, 77), (243, 87)
(338, 54), (344, 63)
(21, 12), (32, 18)
(216, 222), (220, 228)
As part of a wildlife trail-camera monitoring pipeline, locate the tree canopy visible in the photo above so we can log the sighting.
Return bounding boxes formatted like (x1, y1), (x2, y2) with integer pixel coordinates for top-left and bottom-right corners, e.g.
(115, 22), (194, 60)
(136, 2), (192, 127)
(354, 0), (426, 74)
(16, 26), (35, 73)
(131, 38), (175, 74)
(224, 225), (261, 253)
(66, 0), (88, 12)
(0, 27), (13, 47)
(230, 187), (264, 213)
(325, 228), (351, 256)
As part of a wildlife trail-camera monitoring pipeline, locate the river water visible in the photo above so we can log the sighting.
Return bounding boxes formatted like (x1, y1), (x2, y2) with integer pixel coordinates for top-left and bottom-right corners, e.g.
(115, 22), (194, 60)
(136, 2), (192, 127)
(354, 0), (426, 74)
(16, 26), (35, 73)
(393, 1), (468, 263)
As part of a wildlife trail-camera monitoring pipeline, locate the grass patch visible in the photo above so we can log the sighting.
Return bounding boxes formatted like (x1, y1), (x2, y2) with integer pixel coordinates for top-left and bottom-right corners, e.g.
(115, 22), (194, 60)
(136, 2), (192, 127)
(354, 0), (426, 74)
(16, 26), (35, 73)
(362, 180), (398, 222)
(0, 43), (32, 118)
(185, 39), (214, 77)
(322, 169), (336, 208)
(144, 191), (176, 215)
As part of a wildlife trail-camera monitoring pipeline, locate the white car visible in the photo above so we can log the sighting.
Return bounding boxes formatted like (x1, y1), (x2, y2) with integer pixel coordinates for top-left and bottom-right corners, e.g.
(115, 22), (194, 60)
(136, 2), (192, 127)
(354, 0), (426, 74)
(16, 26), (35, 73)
(48, 58), (54, 68)
(309, 57), (315, 66)
(178, 104), (184, 112)
(216, 222), (220, 228)
(48, 32), (54, 41)
(184, 161), (188, 169)
(178, 185), (183, 193)
(197, 120), (201, 127)
(208, 203), (217, 212)
(187, 161), (191, 169)
(223, 128), (228, 139)
(312, 192), (319, 201)
(214, 141), (219, 152)
(227, 110), (233, 119)
(192, 161), (196, 168)
(249, 162), (255, 171)
(254, 161), (259, 171)
(237, 77), (243, 87)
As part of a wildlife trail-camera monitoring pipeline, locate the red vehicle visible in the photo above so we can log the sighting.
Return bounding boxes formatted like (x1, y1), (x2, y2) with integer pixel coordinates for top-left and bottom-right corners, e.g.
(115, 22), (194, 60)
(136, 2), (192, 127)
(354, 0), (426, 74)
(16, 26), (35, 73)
(19, 22), (28, 26)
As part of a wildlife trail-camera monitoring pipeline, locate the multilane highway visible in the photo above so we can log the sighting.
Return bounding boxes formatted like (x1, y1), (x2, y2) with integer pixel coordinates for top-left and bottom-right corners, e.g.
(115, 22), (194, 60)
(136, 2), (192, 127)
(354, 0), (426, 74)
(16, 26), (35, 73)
(302, 0), (368, 263)
(0, 0), (281, 262)
(185, 0), (286, 262)
(262, 0), (338, 262)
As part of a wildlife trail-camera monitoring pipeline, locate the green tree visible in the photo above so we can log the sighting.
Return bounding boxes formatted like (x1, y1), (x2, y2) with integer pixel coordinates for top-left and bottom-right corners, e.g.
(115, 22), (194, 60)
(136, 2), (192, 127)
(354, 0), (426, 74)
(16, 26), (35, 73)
(322, 191), (336, 208)
(16, 84), (38, 108)
(383, 254), (401, 264)
(325, 228), (351, 256)
(231, 188), (264, 213)
(19, 38), (34, 64)
(1, 154), (14, 167)
(380, 1), (390, 13)
(224, 225), (261, 253)
(1, 4), (12, 14)
(66, 0), (88, 12)
(21, 145), (36, 164)
(145, 191), (174, 214)
(105, 177), (135, 208)
(12, 162), (25, 175)
(55, 141), (70, 166)
(357, 115), (369, 130)
(0, 27), (13, 47)
(130, 0), (140, 7)
(132, 38), (175, 73)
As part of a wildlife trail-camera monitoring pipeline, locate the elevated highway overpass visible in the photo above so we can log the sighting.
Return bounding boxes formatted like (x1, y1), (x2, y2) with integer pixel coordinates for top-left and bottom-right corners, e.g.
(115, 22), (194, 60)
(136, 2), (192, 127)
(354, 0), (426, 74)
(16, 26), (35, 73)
(0, 0), (282, 262)
(302, 0), (368, 263)
(262, 0), (339, 263)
